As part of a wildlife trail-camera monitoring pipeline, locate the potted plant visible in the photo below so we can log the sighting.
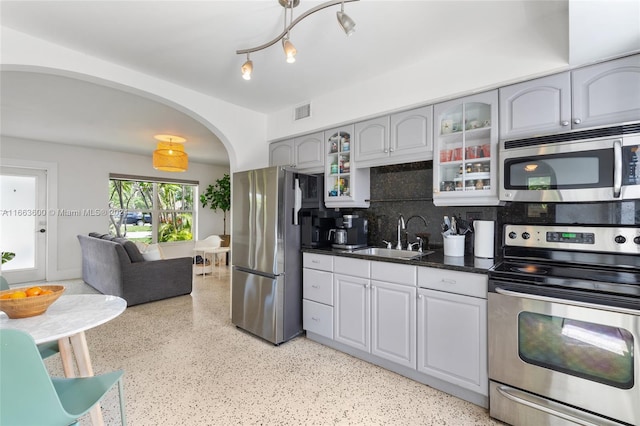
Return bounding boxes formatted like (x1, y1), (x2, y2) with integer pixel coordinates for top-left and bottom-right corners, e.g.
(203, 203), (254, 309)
(200, 174), (231, 247)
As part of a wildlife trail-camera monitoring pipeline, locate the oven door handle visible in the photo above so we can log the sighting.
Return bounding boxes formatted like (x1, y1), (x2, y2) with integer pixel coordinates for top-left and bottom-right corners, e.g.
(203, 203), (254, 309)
(494, 287), (640, 316)
(495, 384), (617, 426)
(613, 138), (622, 198)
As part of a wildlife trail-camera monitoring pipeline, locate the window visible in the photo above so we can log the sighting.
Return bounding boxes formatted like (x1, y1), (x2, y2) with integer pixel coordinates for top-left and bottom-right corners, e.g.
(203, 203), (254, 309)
(109, 175), (197, 244)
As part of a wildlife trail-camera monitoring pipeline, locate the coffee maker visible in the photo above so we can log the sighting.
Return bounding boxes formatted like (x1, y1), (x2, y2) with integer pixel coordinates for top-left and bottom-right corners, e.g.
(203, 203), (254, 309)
(300, 209), (339, 248)
(332, 214), (368, 250)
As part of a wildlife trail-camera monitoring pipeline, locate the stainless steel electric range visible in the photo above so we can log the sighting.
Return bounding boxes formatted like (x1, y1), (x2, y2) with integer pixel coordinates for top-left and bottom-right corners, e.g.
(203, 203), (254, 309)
(488, 224), (640, 426)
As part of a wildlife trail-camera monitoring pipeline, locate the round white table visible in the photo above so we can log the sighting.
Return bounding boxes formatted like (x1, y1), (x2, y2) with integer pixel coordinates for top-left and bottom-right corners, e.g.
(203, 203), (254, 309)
(0, 294), (126, 425)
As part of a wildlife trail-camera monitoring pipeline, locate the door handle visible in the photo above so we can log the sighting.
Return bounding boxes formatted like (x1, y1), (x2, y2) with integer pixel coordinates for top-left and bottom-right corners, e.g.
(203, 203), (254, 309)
(39, 228), (46, 233)
(494, 287), (640, 316)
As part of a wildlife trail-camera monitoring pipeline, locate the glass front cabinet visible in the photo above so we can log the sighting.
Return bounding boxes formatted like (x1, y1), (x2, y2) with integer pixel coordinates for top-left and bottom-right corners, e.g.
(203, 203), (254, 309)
(325, 125), (370, 208)
(433, 90), (501, 206)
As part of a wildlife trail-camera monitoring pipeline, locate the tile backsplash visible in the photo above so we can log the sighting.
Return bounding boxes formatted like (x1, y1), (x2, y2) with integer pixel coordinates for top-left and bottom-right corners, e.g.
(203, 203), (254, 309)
(339, 161), (640, 257)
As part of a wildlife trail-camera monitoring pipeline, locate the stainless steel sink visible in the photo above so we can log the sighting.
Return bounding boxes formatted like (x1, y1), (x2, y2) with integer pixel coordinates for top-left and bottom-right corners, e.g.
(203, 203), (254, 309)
(352, 247), (434, 260)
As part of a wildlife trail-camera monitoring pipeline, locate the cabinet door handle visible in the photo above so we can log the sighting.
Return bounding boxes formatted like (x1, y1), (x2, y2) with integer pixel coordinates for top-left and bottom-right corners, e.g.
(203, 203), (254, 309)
(441, 278), (456, 285)
(573, 118), (582, 125)
(389, 148), (394, 152)
(384, 149), (388, 153)
(364, 283), (370, 288)
(561, 120), (570, 126)
(311, 260), (320, 263)
(311, 285), (320, 289)
(311, 317), (321, 322)
(417, 294), (423, 300)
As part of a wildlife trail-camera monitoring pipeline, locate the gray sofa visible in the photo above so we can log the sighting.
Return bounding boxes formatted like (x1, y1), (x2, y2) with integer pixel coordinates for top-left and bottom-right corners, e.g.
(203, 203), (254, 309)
(78, 234), (193, 306)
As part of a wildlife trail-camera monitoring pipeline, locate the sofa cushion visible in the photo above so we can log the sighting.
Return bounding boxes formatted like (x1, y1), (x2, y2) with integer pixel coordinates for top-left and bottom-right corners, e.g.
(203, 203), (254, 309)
(114, 238), (145, 263)
(88, 232), (103, 238)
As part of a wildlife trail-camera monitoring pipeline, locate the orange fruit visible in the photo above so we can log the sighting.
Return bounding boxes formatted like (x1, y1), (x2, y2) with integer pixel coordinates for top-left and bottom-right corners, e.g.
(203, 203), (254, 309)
(26, 287), (43, 297)
(9, 291), (27, 299)
(0, 293), (12, 299)
(40, 289), (54, 295)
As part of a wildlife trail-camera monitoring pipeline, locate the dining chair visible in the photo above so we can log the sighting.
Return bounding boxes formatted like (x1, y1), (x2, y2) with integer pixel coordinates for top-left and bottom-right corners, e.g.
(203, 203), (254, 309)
(0, 328), (127, 426)
(0, 278), (61, 360)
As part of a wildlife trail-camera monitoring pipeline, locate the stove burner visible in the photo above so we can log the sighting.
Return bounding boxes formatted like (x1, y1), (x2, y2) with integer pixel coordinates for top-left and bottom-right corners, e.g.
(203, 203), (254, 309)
(510, 265), (548, 275)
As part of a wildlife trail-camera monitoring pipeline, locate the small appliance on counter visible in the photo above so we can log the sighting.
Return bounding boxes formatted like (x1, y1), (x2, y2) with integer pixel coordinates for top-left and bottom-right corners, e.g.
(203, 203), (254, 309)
(330, 214), (368, 250)
(300, 209), (339, 248)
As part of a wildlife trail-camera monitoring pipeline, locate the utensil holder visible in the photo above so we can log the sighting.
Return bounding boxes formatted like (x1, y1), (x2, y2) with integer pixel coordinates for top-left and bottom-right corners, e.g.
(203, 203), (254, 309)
(443, 235), (465, 257)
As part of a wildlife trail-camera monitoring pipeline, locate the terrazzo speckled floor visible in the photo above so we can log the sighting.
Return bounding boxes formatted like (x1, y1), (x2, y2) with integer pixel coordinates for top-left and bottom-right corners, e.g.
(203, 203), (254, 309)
(41, 268), (503, 425)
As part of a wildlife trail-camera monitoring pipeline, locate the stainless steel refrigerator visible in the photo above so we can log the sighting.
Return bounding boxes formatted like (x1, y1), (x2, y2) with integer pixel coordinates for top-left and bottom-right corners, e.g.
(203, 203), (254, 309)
(231, 166), (305, 344)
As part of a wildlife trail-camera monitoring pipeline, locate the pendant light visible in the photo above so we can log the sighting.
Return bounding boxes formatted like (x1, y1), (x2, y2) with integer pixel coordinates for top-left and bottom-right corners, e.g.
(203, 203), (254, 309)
(152, 135), (188, 172)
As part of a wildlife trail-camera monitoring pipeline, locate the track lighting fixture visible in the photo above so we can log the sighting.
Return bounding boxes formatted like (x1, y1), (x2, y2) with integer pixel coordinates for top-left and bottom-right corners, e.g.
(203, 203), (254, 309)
(237, 0), (358, 79)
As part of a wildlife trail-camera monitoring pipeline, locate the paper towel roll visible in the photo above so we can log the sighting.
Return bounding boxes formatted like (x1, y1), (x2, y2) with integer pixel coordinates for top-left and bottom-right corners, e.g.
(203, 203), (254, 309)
(474, 220), (495, 258)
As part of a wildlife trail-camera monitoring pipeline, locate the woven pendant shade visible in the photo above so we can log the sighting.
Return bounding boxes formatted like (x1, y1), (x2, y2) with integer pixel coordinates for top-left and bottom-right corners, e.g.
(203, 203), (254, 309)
(153, 141), (188, 172)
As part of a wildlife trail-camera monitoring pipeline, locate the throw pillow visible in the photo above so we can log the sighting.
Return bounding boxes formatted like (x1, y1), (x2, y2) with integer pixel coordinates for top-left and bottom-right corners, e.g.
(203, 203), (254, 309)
(141, 243), (164, 261)
(114, 238), (145, 263)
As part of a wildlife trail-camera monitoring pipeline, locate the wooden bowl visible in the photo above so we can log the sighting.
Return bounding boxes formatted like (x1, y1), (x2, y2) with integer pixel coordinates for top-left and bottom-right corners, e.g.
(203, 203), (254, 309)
(0, 285), (65, 319)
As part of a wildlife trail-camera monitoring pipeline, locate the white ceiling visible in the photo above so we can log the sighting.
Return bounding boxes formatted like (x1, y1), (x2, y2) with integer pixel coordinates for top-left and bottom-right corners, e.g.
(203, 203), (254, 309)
(0, 0), (569, 166)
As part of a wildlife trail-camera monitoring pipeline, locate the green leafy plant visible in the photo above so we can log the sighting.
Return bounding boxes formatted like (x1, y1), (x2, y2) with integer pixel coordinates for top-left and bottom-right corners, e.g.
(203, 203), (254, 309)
(200, 174), (231, 236)
(1, 252), (15, 265)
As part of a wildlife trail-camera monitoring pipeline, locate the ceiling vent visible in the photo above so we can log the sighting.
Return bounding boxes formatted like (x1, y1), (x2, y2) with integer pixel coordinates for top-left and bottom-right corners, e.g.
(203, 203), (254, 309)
(294, 103), (311, 121)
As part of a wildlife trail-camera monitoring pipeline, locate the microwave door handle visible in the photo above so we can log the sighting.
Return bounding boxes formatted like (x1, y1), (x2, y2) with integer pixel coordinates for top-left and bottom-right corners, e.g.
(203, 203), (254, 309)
(613, 139), (622, 198)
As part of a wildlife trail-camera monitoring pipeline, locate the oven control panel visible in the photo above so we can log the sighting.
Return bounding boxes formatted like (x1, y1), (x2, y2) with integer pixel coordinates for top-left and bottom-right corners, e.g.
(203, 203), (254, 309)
(504, 224), (640, 254)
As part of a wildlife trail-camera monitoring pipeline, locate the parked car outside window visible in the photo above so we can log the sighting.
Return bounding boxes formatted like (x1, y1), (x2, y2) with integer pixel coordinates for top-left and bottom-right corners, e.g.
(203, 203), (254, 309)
(123, 212), (152, 225)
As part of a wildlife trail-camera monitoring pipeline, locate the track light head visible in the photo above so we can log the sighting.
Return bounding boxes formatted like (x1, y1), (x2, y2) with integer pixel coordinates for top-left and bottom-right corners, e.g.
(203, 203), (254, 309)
(241, 57), (253, 80)
(282, 38), (297, 63)
(337, 3), (356, 36)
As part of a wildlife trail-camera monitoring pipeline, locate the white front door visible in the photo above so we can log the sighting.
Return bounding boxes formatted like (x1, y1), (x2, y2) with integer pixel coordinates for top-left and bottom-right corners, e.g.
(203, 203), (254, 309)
(0, 167), (47, 283)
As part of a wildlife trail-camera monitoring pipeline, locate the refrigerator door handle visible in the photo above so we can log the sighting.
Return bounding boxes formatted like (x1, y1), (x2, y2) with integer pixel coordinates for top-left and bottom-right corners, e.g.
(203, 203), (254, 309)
(293, 177), (302, 226)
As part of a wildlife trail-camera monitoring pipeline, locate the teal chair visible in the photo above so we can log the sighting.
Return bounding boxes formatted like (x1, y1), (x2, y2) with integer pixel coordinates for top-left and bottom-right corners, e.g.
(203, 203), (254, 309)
(0, 277), (61, 359)
(0, 329), (126, 426)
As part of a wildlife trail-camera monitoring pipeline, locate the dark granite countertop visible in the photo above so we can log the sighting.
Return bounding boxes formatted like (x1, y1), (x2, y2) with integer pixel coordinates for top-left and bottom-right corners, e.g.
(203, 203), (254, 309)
(301, 246), (499, 274)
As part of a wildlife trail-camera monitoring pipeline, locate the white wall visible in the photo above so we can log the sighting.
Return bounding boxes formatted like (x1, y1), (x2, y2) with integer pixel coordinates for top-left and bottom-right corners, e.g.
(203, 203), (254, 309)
(1, 136), (229, 281)
(0, 26), (270, 172)
(569, 0), (640, 66)
(266, 0), (640, 141)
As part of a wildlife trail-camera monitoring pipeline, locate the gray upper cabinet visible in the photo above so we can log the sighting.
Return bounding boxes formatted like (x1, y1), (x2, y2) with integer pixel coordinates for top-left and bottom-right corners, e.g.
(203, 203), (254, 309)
(269, 133), (324, 172)
(355, 106), (434, 168)
(294, 132), (324, 173)
(499, 73), (571, 140)
(269, 139), (294, 167)
(500, 54), (640, 140)
(354, 116), (390, 166)
(572, 54), (640, 129)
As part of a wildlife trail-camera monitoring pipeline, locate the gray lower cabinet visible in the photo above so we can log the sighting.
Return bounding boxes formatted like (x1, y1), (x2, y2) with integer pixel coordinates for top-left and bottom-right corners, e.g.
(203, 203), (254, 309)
(334, 273), (370, 351)
(303, 254), (488, 408)
(371, 280), (416, 368)
(417, 288), (487, 395)
(417, 267), (488, 396)
(302, 254), (334, 339)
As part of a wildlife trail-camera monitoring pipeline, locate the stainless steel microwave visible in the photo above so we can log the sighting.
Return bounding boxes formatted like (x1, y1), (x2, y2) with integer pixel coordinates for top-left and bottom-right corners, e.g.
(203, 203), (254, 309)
(500, 122), (640, 202)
